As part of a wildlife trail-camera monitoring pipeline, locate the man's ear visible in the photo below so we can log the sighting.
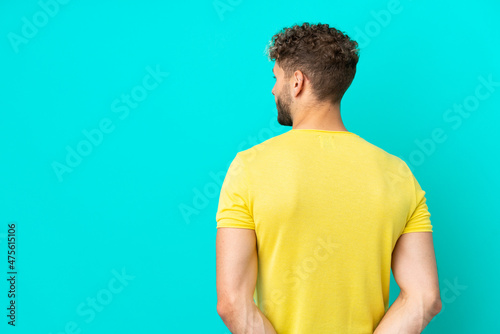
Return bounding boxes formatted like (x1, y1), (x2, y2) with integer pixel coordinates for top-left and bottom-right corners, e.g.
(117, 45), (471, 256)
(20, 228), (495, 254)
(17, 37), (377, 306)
(293, 74), (305, 96)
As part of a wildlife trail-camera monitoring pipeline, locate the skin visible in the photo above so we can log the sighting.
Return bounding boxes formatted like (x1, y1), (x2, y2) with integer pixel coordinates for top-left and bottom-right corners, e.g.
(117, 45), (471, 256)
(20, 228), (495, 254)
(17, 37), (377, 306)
(271, 62), (348, 131)
(216, 228), (276, 333)
(373, 232), (442, 333)
(216, 62), (442, 333)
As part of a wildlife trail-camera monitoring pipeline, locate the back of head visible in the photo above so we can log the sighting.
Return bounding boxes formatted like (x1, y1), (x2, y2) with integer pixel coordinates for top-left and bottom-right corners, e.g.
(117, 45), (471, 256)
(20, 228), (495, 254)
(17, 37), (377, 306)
(266, 22), (360, 105)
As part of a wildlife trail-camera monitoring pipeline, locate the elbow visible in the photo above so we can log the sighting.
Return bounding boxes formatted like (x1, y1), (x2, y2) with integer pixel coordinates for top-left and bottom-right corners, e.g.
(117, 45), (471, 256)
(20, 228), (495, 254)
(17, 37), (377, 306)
(217, 298), (238, 320)
(415, 291), (442, 318)
(217, 295), (252, 321)
(403, 291), (442, 318)
(427, 296), (442, 316)
(217, 300), (230, 319)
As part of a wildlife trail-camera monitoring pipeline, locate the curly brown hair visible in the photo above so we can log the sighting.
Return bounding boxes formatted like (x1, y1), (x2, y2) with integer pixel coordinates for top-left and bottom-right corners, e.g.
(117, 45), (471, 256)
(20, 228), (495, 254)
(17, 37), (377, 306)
(266, 22), (360, 105)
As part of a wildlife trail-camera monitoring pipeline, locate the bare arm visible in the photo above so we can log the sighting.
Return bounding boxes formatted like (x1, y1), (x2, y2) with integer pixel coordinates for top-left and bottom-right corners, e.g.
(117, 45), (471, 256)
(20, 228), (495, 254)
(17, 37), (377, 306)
(374, 232), (442, 334)
(216, 227), (277, 334)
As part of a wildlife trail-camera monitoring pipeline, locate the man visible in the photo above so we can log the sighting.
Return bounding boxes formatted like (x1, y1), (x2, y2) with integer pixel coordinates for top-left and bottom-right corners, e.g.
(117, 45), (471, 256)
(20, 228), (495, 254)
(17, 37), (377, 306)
(215, 22), (441, 333)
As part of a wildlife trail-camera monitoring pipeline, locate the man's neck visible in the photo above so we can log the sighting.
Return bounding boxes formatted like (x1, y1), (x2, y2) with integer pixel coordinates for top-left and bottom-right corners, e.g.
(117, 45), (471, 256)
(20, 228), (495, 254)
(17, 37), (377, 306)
(292, 104), (347, 131)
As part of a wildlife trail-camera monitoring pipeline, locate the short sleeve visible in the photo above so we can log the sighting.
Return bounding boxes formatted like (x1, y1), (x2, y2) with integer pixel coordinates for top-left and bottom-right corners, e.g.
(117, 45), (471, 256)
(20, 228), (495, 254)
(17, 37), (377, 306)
(401, 173), (433, 234)
(216, 153), (255, 230)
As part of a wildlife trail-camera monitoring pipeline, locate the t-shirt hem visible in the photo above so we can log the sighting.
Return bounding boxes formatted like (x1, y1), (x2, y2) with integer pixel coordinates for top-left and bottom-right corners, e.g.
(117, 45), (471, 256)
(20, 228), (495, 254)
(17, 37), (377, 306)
(216, 219), (255, 230)
(401, 228), (433, 234)
(216, 224), (255, 230)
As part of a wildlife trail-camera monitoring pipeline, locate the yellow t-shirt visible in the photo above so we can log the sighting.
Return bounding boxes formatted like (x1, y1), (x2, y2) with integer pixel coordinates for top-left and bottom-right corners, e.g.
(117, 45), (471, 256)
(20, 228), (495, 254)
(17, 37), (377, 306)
(216, 128), (433, 333)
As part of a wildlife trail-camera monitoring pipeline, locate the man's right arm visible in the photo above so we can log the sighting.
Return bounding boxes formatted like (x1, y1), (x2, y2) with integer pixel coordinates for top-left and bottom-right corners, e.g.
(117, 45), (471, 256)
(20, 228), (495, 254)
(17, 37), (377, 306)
(373, 232), (442, 334)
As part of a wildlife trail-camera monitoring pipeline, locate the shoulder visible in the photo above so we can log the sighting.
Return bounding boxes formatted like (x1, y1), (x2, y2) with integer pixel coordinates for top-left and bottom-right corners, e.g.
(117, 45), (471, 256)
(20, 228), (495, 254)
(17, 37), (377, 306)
(355, 136), (413, 178)
(236, 131), (291, 164)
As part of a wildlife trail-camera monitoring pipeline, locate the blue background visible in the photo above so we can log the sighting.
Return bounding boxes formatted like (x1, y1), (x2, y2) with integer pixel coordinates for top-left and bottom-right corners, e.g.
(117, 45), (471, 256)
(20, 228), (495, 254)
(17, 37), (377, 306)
(1, 0), (499, 333)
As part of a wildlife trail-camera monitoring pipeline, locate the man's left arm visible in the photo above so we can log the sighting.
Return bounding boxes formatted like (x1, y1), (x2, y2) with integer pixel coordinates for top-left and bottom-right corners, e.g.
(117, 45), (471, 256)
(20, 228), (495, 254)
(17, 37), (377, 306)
(216, 227), (277, 334)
